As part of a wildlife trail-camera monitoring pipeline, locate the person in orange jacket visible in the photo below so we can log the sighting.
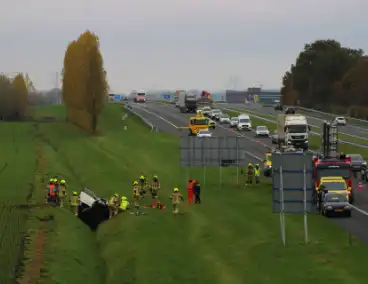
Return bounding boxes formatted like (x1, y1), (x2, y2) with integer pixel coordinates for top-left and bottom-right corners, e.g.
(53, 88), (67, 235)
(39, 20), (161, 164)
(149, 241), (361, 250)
(187, 178), (194, 204)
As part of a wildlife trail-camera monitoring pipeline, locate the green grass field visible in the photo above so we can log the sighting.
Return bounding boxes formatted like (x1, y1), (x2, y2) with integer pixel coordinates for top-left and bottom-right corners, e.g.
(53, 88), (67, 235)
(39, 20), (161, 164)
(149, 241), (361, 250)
(2, 104), (368, 283)
(223, 109), (368, 159)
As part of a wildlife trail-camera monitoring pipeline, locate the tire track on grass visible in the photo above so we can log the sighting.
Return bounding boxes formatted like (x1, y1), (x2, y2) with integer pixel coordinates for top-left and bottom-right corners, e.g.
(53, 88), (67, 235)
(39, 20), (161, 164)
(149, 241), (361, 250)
(17, 124), (48, 284)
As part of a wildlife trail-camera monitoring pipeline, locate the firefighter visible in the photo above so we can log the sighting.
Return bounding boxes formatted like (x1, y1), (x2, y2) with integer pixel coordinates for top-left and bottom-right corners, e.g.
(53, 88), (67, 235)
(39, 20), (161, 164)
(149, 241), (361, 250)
(70, 191), (80, 216)
(139, 175), (147, 196)
(58, 179), (68, 207)
(247, 163), (254, 185)
(132, 181), (140, 203)
(47, 179), (58, 205)
(194, 180), (201, 204)
(151, 175), (160, 200)
(119, 196), (130, 212)
(187, 178), (194, 204)
(169, 188), (184, 215)
(254, 164), (261, 184)
(45, 178), (54, 204)
(108, 193), (119, 218)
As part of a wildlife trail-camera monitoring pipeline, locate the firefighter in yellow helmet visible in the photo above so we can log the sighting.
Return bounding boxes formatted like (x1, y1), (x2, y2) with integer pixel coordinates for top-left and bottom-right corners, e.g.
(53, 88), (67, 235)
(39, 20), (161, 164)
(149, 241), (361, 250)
(70, 191), (80, 216)
(254, 164), (261, 184)
(247, 163), (254, 185)
(108, 193), (119, 218)
(58, 179), (68, 207)
(139, 175), (147, 196)
(119, 196), (130, 212)
(151, 175), (160, 201)
(169, 188), (184, 215)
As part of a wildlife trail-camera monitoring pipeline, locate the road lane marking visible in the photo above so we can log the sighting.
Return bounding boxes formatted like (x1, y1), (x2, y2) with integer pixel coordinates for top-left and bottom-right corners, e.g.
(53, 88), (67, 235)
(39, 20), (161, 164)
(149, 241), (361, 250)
(143, 103), (368, 217)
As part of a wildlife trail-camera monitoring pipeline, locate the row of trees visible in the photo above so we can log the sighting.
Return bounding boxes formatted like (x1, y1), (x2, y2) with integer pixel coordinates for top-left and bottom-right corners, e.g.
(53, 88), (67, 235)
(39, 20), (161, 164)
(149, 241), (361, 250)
(0, 74), (28, 120)
(62, 30), (108, 133)
(281, 39), (368, 119)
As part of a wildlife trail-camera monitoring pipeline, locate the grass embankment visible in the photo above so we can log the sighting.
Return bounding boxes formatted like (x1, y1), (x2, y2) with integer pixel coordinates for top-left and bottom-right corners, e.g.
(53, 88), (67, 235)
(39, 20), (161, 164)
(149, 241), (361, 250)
(224, 109), (368, 158)
(23, 104), (368, 283)
(0, 123), (36, 284)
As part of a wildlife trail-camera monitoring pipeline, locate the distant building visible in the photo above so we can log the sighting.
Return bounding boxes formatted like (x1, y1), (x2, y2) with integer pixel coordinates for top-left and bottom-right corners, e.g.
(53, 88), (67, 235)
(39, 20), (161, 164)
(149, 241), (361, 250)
(226, 89), (281, 104)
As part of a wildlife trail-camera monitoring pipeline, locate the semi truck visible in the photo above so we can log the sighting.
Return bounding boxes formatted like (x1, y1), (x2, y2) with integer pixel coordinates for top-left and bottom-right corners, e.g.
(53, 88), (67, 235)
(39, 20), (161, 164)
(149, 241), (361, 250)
(178, 90), (197, 113)
(277, 114), (310, 150)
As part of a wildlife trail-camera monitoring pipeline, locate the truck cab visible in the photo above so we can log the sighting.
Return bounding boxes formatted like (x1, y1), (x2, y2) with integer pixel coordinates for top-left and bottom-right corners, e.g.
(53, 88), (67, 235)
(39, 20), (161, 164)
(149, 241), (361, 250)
(313, 155), (353, 203)
(188, 116), (209, 136)
(278, 114), (310, 150)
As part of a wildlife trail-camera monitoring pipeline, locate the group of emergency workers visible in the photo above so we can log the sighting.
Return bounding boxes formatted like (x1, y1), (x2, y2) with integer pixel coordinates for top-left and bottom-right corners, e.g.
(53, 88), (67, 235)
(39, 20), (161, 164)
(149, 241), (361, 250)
(107, 174), (164, 218)
(245, 163), (261, 185)
(46, 177), (80, 216)
(46, 173), (203, 219)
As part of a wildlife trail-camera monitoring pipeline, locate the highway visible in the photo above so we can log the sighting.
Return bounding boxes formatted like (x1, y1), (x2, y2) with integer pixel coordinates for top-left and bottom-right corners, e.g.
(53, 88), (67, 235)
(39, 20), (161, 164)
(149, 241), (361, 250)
(217, 102), (368, 139)
(130, 101), (368, 244)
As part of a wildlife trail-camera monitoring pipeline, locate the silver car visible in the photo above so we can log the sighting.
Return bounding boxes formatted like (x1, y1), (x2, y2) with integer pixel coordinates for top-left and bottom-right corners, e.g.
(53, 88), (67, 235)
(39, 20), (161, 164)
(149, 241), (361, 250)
(230, 117), (239, 128)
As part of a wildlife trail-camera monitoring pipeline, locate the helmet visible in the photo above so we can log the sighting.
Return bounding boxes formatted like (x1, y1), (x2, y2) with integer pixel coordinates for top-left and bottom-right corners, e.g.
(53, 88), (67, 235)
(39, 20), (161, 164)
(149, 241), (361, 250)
(49, 178), (53, 183)
(133, 181), (138, 185)
(174, 188), (179, 192)
(60, 180), (66, 184)
(140, 175), (145, 180)
(255, 164), (259, 167)
(248, 163), (252, 166)
(73, 191), (78, 195)
(122, 196), (127, 200)
(53, 178), (58, 183)
(153, 175), (158, 179)
(114, 193), (119, 197)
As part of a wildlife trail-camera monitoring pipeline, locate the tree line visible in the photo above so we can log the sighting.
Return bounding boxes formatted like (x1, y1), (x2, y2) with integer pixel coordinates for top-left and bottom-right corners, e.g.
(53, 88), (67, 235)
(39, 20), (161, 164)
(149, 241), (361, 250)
(0, 74), (28, 120)
(62, 30), (108, 133)
(281, 39), (368, 119)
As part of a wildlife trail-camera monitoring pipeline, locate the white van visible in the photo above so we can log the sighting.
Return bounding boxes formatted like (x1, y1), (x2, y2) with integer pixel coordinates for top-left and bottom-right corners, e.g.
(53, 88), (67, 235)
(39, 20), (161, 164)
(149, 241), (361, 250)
(237, 114), (252, 131)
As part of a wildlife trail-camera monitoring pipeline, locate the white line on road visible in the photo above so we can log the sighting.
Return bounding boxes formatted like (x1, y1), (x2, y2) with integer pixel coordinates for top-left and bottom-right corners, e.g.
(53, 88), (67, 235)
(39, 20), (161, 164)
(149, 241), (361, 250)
(146, 103), (368, 217)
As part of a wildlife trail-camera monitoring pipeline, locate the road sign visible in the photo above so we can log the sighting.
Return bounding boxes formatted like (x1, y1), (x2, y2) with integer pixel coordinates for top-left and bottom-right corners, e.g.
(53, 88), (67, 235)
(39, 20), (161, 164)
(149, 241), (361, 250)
(272, 151), (313, 213)
(163, 94), (170, 100)
(114, 95), (121, 101)
(179, 136), (251, 167)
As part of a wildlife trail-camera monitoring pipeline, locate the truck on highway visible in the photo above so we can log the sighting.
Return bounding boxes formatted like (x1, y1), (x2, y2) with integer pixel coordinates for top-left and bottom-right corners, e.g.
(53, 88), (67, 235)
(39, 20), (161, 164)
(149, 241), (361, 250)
(130, 90), (146, 103)
(277, 114), (310, 150)
(178, 90), (197, 113)
(197, 90), (213, 107)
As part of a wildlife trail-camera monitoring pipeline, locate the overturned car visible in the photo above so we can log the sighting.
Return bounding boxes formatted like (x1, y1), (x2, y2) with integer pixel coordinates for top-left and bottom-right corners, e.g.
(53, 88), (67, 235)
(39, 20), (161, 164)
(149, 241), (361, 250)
(78, 188), (110, 230)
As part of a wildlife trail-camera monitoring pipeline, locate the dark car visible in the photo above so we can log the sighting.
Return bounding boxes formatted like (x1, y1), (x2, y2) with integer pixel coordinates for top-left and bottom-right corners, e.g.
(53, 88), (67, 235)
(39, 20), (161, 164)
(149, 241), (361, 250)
(274, 103), (283, 110)
(271, 130), (278, 144)
(348, 154), (367, 177)
(318, 192), (351, 217)
(284, 107), (295, 114)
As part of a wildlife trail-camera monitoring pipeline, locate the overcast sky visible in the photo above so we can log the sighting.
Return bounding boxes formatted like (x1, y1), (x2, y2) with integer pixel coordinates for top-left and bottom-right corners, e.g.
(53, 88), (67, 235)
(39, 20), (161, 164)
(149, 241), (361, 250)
(0, 0), (367, 93)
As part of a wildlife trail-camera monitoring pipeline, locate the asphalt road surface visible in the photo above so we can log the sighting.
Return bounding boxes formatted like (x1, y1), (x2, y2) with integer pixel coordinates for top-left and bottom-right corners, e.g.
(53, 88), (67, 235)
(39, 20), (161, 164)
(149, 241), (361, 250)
(128, 101), (368, 245)
(217, 102), (368, 139)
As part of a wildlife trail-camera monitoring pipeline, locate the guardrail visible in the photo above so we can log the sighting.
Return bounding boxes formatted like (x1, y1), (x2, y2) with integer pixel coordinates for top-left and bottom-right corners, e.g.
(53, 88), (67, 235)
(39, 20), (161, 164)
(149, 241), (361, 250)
(285, 105), (368, 125)
(218, 104), (368, 142)
(124, 104), (156, 132)
(220, 107), (368, 149)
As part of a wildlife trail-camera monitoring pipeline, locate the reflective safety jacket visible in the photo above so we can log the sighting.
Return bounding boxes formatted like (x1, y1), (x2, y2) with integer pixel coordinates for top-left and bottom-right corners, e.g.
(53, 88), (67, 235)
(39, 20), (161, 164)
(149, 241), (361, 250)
(59, 185), (67, 197)
(151, 180), (160, 190)
(171, 192), (184, 204)
(254, 168), (260, 177)
(133, 186), (140, 197)
(120, 200), (130, 210)
(109, 196), (118, 206)
(70, 195), (79, 206)
(48, 184), (56, 196)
